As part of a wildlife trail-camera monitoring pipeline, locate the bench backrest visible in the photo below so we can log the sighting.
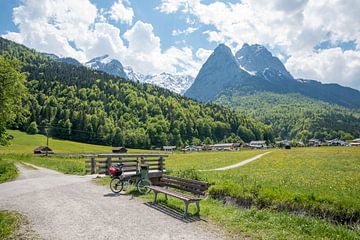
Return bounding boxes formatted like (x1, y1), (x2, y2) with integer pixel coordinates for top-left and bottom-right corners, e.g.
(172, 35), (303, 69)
(160, 175), (209, 195)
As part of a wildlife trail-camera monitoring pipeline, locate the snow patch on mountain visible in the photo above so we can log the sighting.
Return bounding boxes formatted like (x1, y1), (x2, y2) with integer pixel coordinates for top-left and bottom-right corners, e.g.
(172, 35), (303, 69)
(124, 67), (194, 94)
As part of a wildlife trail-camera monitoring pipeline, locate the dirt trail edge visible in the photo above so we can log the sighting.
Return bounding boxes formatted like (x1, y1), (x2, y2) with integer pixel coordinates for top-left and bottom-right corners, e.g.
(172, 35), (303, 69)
(0, 164), (224, 240)
(202, 151), (272, 171)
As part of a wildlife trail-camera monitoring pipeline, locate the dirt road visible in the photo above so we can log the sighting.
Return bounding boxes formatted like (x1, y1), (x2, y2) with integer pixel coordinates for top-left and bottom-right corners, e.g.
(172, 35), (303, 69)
(0, 164), (224, 240)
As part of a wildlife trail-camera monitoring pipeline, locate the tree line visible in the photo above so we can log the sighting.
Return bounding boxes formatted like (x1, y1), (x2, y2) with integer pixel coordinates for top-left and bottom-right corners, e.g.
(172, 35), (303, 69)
(0, 37), (273, 148)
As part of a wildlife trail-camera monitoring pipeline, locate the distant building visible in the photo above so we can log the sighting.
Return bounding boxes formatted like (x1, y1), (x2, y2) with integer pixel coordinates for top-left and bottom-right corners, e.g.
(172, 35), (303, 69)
(326, 139), (348, 146)
(208, 143), (240, 151)
(181, 145), (203, 152)
(162, 146), (176, 151)
(308, 139), (322, 147)
(249, 141), (267, 149)
(112, 147), (128, 153)
(33, 146), (54, 155)
(350, 138), (360, 146)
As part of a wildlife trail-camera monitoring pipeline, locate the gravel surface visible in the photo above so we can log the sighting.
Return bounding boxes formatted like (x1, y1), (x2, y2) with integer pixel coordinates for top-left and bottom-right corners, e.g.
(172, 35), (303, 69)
(0, 164), (224, 240)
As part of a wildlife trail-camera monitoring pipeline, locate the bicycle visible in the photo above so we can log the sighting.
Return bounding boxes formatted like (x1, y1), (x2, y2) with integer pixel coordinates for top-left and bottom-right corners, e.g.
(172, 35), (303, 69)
(108, 164), (152, 194)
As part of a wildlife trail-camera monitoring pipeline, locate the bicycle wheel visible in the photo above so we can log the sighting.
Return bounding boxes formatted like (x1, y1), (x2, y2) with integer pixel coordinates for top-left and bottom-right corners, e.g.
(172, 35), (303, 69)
(110, 177), (124, 193)
(137, 179), (152, 194)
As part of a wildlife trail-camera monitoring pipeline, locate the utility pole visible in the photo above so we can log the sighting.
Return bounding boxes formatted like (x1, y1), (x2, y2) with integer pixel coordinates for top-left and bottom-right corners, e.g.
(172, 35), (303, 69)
(45, 126), (49, 157)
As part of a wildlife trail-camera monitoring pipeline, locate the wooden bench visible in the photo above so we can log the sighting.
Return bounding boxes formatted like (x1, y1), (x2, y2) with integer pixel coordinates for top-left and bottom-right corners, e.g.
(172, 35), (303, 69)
(147, 175), (209, 218)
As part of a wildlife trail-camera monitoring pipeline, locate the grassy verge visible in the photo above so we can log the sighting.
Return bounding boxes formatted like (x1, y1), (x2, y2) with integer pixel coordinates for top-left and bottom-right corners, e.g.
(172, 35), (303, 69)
(94, 177), (359, 239)
(0, 158), (18, 183)
(1, 154), (85, 175)
(0, 211), (21, 239)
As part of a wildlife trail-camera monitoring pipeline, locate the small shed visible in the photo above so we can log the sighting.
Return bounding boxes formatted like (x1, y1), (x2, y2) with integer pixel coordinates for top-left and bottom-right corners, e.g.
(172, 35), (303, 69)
(33, 146), (54, 155)
(162, 146), (176, 151)
(112, 147), (128, 153)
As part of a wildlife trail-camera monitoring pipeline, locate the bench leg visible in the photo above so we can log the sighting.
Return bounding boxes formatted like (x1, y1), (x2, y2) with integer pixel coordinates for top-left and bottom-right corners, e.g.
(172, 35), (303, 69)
(164, 194), (168, 201)
(196, 201), (200, 214)
(183, 201), (189, 218)
(153, 192), (158, 205)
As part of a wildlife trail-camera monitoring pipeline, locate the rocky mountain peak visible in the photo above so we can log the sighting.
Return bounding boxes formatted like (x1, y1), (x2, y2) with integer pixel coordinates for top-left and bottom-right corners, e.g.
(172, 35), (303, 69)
(235, 43), (292, 80)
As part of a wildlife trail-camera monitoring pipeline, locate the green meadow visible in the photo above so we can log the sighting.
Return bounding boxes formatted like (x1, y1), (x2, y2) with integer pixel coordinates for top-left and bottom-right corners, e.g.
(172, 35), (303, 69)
(1, 130), (359, 239)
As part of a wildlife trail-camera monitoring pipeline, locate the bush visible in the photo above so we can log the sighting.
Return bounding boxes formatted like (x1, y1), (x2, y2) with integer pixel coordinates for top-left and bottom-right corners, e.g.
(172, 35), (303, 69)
(0, 158), (18, 183)
(26, 122), (38, 135)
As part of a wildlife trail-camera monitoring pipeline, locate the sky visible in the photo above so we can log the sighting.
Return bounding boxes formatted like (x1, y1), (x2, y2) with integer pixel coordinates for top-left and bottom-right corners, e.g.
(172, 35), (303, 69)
(0, 0), (360, 90)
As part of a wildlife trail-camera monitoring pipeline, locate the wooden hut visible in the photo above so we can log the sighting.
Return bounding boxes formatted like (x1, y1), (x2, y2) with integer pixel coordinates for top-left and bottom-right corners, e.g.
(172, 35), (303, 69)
(33, 146), (54, 155)
(112, 147), (128, 153)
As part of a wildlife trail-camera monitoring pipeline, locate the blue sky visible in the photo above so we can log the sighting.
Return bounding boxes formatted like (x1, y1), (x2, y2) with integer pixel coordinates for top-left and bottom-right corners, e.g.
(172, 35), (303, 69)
(1, 0), (360, 90)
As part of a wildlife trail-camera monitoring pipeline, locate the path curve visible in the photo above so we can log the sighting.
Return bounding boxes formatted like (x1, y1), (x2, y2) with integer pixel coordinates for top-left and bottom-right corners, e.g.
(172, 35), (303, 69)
(0, 164), (224, 240)
(203, 151), (271, 171)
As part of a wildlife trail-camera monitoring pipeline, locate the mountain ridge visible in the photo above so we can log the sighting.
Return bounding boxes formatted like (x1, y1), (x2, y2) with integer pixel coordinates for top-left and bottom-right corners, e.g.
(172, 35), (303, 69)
(185, 43), (360, 108)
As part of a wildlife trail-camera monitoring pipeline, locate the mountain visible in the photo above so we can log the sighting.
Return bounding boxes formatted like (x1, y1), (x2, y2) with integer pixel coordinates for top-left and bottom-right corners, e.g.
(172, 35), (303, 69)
(235, 43), (293, 80)
(185, 43), (360, 108)
(215, 91), (360, 140)
(0, 36), (271, 147)
(83, 55), (194, 94)
(85, 54), (127, 79)
(43, 53), (82, 66)
(185, 43), (360, 140)
(124, 67), (194, 95)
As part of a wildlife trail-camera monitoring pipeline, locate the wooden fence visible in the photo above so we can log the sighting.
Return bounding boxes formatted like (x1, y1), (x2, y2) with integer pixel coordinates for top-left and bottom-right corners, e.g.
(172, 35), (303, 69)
(84, 154), (167, 179)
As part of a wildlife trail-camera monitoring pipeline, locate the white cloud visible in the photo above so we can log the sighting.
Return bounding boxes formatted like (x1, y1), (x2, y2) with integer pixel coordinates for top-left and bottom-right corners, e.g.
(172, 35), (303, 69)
(286, 48), (360, 90)
(172, 26), (197, 36)
(2, 0), (205, 77)
(110, 0), (134, 25)
(196, 48), (212, 62)
(158, 0), (360, 89)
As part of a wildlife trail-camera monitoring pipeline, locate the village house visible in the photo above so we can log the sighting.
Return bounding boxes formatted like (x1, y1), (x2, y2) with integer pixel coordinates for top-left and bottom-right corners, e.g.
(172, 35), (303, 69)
(326, 139), (348, 146)
(308, 139), (322, 147)
(208, 143), (240, 151)
(181, 145), (203, 152)
(162, 146), (176, 151)
(249, 141), (267, 149)
(350, 138), (360, 146)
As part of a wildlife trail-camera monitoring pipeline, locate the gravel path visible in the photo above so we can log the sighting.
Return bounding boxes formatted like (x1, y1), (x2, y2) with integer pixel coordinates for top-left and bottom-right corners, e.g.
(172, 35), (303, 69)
(0, 164), (224, 240)
(203, 151), (271, 171)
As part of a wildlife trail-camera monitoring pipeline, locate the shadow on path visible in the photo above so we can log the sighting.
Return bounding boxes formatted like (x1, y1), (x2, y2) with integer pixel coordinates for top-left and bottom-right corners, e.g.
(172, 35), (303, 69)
(144, 202), (204, 223)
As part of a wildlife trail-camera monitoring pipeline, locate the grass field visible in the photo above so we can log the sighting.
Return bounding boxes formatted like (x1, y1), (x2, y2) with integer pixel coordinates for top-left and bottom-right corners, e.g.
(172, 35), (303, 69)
(0, 130), (152, 174)
(167, 147), (360, 225)
(1, 130), (360, 239)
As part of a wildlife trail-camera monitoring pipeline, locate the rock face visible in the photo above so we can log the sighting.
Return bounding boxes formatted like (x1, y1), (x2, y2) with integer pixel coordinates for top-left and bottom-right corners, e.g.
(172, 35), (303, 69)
(185, 43), (360, 108)
(85, 55), (127, 79)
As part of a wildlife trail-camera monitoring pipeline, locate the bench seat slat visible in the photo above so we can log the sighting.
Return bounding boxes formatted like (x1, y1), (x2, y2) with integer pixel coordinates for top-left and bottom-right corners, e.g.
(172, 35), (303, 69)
(148, 186), (200, 202)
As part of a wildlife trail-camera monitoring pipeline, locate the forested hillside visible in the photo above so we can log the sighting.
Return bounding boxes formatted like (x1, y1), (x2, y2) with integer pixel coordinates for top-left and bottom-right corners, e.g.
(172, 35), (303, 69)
(215, 91), (360, 141)
(0, 37), (272, 148)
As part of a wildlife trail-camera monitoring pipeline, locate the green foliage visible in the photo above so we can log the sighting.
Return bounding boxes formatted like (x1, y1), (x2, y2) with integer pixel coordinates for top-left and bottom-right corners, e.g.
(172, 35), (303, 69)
(0, 55), (27, 145)
(0, 158), (18, 183)
(0, 37), (271, 148)
(26, 121), (38, 134)
(0, 211), (22, 239)
(215, 91), (360, 140)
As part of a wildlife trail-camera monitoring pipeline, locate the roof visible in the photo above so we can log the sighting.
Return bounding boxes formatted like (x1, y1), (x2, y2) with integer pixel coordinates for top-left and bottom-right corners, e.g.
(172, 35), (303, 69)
(249, 141), (266, 145)
(163, 146), (176, 149)
(352, 138), (360, 142)
(209, 143), (235, 147)
(34, 146), (53, 151)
